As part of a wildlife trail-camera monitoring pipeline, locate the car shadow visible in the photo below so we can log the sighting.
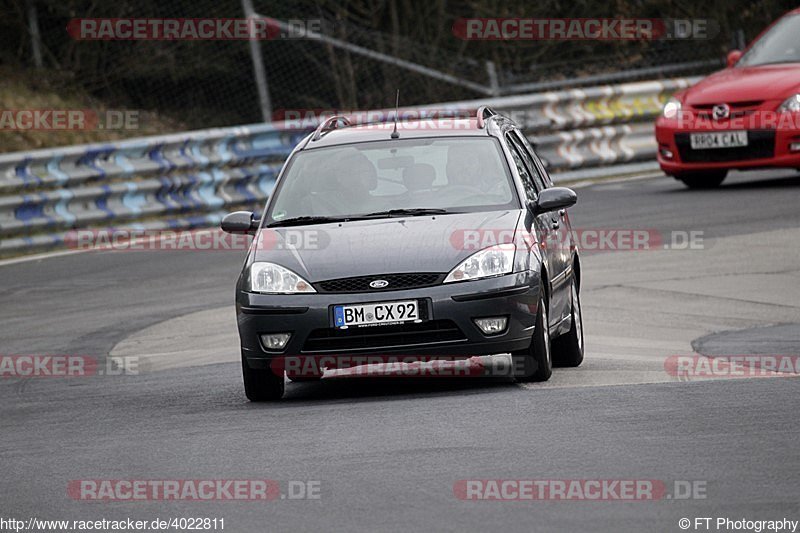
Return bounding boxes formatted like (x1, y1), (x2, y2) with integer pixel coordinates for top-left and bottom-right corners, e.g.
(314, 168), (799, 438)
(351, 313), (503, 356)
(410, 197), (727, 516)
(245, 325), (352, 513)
(277, 375), (519, 404)
(719, 173), (800, 190)
(662, 171), (800, 193)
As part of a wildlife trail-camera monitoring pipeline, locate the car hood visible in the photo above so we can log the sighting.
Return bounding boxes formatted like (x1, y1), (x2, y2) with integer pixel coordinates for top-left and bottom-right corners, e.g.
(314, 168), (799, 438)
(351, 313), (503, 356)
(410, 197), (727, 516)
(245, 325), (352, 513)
(252, 210), (522, 282)
(684, 64), (800, 105)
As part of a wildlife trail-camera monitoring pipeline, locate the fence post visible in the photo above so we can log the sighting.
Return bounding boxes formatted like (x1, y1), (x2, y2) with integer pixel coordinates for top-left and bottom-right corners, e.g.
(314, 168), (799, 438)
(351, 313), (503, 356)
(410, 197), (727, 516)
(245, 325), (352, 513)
(486, 61), (500, 97)
(25, 0), (43, 68)
(242, 0), (273, 123)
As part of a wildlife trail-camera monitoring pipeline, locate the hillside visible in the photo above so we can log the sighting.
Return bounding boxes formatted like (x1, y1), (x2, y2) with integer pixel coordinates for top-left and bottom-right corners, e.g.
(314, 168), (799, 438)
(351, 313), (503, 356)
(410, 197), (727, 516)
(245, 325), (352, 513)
(0, 67), (186, 153)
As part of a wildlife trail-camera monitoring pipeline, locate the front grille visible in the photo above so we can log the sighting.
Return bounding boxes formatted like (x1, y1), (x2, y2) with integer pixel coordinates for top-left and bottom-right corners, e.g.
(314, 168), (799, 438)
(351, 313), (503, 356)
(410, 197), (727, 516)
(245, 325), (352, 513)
(302, 319), (466, 353)
(675, 130), (775, 163)
(690, 101), (764, 120)
(315, 273), (444, 293)
(693, 110), (757, 119)
(691, 101), (763, 110)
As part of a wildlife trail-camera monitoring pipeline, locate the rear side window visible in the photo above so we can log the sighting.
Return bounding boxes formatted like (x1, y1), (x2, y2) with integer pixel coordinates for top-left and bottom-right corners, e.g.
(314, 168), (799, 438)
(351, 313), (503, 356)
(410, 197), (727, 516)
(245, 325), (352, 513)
(514, 131), (553, 187)
(505, 135), (539, 203)
(509, 133), (548, 192)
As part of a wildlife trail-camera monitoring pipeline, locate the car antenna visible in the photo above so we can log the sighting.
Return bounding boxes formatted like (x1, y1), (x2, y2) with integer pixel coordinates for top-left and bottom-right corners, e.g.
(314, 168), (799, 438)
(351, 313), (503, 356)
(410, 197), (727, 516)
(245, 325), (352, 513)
(391, 89), (400, 139)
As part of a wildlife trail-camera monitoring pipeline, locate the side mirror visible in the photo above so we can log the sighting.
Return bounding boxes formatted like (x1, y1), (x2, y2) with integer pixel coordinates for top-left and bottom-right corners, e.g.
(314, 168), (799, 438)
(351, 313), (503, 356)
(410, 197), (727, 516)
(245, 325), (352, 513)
(726, 49), (742, 68)
(221, 211), (259, 233)
(529, 187), (577, 215)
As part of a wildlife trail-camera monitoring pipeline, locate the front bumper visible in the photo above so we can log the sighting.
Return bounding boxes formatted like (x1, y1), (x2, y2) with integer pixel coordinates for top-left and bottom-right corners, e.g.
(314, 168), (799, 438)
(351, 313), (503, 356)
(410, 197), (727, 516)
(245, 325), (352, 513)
(237, 271), (541, 368)
(655, 115), (800, 174)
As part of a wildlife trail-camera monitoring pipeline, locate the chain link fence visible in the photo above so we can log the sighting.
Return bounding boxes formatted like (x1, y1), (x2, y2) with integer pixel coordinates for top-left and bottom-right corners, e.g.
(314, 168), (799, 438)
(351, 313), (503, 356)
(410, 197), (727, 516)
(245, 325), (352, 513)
(1, 0), (797, 138)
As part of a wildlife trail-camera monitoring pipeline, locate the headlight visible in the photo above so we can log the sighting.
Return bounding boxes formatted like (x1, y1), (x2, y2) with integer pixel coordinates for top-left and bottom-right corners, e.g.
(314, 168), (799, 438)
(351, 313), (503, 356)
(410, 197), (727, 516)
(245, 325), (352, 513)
(662, 97), (682, 119)
(778, 94), (800, 113)
(248, 262), (316, 293)
(444, 244), (515, 283)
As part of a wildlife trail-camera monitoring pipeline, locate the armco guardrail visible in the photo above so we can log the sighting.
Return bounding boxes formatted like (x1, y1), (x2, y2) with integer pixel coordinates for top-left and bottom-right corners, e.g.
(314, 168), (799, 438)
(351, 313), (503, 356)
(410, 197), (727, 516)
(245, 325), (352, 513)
(431, 76), (701, 169)
(0, 125), (311, 254)
(0, 76), (700, 255)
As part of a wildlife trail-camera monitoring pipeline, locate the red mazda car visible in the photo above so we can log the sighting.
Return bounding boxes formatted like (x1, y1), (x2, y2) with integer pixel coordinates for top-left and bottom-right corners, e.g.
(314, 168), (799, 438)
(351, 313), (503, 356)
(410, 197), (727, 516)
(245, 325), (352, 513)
(656, 9), (800, 188)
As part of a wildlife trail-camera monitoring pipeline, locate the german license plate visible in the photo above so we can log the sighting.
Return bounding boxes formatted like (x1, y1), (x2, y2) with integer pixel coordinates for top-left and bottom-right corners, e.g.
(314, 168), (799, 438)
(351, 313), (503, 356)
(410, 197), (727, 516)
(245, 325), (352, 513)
(334, 300), (420, 328)
(690, 131), (748, 150)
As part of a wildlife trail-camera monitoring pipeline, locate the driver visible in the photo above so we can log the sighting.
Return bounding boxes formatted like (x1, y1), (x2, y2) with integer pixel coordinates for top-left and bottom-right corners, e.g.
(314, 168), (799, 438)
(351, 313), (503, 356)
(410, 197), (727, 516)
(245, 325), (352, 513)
(335, 152), (377, 203)
(325, 151), (378, 213)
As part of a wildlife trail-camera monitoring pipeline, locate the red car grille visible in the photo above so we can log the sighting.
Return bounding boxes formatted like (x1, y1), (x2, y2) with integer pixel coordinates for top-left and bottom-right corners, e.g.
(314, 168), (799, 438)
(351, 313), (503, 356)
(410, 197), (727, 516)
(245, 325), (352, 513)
(690, 101), (764, 119)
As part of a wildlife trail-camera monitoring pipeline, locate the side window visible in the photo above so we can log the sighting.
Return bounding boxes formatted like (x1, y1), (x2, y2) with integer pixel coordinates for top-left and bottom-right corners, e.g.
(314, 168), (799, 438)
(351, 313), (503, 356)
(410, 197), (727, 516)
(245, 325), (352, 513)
(505, 134), (538, 202)
(514, 131), (553, 187)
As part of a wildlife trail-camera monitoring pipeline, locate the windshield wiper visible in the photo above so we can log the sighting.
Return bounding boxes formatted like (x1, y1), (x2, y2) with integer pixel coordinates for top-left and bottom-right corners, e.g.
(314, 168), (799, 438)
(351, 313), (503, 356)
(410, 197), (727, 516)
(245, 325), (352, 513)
(268, 215), (353, 227)
(360, 208), (453, 218)
(268, 209), (454, 226)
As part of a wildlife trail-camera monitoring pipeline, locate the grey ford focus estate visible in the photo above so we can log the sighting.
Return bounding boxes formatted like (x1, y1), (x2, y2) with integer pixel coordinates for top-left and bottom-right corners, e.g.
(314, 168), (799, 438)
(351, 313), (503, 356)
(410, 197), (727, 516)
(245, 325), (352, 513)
(222, 108), (584, 400)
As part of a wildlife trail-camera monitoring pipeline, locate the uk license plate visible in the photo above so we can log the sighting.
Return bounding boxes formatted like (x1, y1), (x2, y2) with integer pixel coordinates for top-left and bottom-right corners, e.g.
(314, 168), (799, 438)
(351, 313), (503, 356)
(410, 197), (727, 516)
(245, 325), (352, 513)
(690, 131), (748, 150)
(334, 300), (420, 328)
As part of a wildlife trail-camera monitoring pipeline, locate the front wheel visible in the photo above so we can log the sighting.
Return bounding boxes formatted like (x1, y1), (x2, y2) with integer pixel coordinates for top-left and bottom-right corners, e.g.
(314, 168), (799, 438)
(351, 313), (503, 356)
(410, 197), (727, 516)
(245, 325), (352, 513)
(675, 171), (727, 189)
(513, 292), (552, 382)
(552, 279), (584, 367)
(242, 354), (284, 401)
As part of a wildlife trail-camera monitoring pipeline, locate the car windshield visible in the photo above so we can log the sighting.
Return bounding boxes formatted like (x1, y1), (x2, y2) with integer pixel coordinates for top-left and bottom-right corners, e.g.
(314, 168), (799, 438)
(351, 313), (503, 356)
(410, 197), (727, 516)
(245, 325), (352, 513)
(266, 137), (518, 224)
(737, 14), (800, 67)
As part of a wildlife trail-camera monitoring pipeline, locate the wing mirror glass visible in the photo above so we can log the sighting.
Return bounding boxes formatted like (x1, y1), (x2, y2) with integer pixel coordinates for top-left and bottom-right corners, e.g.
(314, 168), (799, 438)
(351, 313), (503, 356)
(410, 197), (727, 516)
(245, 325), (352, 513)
(221, 211), (259, 233)
(528, 187), (577, 215)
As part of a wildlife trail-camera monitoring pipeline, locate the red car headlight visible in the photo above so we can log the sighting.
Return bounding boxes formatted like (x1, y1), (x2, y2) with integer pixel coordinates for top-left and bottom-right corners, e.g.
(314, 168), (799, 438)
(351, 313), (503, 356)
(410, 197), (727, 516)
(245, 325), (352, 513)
(778, 94), (800, 113)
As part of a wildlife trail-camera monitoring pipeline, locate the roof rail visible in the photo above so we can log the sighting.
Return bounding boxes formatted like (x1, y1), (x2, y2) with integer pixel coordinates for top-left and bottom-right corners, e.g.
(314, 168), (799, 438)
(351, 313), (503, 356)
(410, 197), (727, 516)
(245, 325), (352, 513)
(311, 115), (352, 142)
(476, 106), (498, 129)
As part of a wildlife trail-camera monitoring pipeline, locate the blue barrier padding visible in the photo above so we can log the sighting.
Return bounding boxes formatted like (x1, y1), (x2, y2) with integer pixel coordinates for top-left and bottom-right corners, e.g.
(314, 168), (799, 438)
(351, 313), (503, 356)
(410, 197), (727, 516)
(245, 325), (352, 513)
(54, 189), (76, 224)
(148, 144), (174, 172)
(15, 195), (44, 222)
(15, 158), (41, 187)
(47, 156), (69, 185)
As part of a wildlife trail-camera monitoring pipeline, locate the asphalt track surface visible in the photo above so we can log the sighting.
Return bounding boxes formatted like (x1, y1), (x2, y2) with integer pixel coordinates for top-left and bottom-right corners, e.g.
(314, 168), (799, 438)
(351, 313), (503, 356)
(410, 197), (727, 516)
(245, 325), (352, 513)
(2, 169), (800, 532)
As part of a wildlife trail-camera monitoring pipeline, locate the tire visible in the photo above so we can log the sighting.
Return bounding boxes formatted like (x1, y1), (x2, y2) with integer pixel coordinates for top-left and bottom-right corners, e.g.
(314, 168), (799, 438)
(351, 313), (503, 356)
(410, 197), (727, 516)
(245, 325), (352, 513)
(552, 278), (584, 367)
(513, 291), (553, 382)
(242, 354), (284, 401)
(675, 171), (727, 189)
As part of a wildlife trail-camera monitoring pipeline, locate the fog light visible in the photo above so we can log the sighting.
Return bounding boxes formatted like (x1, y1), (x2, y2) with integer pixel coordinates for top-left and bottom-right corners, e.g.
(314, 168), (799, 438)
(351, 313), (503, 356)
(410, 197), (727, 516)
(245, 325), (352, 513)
(790, 142), (800, 152)
(260, 333), (291, 351)
(474, 317), (508, 335)
(659, 147), (674, 159)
